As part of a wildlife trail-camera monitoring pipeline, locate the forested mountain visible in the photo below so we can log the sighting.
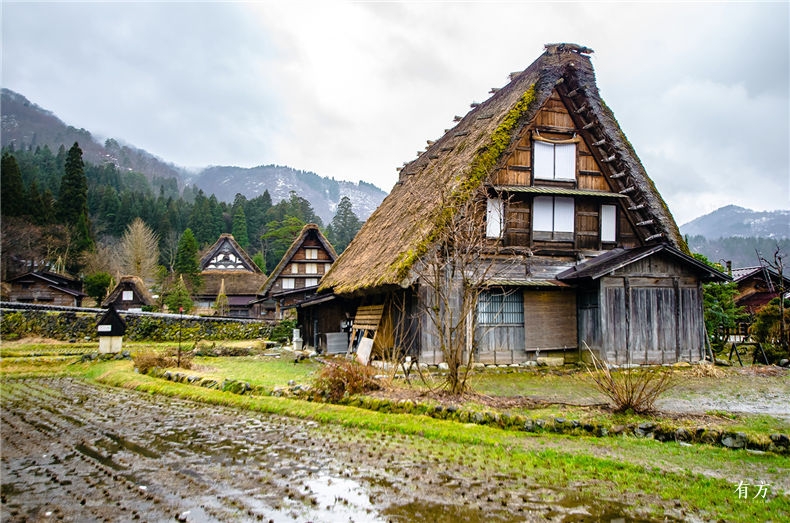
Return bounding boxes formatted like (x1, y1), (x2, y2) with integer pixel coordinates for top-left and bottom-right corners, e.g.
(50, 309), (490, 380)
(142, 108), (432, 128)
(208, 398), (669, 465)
(188, 165), (385, 223)
(680, 206), (790, 268)
(0, 91), (373, 291)
(1, 89), (185, 184)
(1, 88), (386, 224)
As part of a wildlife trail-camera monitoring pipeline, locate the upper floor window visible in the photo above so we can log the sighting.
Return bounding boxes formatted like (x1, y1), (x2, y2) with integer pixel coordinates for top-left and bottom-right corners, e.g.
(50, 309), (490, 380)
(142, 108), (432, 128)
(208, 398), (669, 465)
(533, 196), (574, 241)
(122, 290), (134, 301)
(601, 204), (617, 243)
(305, 248), (319, 260)
(533, 141), (576, 181)
(282, 278), (295, 290)
(291, 264), (299, 274)
(306, 263), (318, 274)
(486, 197), (504, 239)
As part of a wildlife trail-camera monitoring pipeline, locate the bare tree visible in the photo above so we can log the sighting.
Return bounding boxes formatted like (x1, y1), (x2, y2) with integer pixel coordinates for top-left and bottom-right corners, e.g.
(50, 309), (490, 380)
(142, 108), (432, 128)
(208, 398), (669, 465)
(80, 240), (121, 278)
(119, 218), (160, 288)
(758, 245), (788, 354)
(409, 185), (512, 394)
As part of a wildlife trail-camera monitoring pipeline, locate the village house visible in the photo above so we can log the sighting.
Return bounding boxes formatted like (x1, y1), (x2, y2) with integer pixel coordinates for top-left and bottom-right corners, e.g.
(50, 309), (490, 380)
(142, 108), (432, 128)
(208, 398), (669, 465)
(193, 234), (268, 318)
(4, 270), (86, 307)
(102, 275), (155, 312)
(316, 43), (728, 365)
(256, 224), (338, 331)
(731, 266), (790, 317)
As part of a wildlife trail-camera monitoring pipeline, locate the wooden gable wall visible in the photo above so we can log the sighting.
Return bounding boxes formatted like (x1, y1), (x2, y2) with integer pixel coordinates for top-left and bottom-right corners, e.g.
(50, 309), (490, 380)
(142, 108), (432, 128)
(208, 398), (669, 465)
(490, 89), (640, 252)
(270, 232), (334, 296)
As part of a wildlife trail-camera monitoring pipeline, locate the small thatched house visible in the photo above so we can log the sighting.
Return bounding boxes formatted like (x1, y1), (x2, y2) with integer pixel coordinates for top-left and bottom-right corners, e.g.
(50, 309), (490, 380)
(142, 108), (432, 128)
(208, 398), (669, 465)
(4, 270), (86, 307)
(194, 234), (267, 318)
(256, 224), (338, 325)
(317, 43), (728, 365)
(102, 275), (155, 312)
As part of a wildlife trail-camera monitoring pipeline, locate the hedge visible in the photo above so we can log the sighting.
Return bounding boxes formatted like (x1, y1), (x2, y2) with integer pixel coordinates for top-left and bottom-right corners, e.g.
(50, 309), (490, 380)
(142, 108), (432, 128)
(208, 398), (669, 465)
(0, 309), (273, 342)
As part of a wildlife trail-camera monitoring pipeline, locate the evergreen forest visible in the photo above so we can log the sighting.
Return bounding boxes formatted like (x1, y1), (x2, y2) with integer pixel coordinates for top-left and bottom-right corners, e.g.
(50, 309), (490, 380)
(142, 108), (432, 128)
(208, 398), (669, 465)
(1, 143), (364, 299)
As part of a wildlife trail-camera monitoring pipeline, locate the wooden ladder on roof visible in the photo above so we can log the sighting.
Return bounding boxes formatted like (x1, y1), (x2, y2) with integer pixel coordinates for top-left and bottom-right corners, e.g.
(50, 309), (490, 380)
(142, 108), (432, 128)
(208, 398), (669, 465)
(347, 304), (385, 364)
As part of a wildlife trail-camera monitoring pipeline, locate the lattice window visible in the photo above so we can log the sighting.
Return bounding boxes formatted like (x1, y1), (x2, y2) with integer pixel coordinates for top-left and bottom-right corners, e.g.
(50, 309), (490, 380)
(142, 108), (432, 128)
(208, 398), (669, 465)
(478, 290), (524, 325)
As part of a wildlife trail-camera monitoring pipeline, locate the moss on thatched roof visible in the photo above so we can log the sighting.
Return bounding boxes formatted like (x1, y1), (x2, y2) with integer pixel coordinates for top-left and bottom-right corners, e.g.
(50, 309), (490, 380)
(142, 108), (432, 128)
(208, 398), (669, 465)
(320, 43), (684, 296)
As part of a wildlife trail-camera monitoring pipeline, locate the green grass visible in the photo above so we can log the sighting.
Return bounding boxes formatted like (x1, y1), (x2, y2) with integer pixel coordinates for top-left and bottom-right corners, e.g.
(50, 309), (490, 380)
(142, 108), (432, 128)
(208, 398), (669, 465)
(191, 355), (320, 389)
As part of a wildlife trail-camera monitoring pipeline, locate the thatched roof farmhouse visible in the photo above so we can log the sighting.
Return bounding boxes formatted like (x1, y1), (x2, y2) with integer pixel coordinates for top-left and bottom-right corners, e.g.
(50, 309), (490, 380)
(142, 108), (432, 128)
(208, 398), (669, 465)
(316, 43), (727, 365)
(257, 224), (338, 322)
(194, 233), (267, 318)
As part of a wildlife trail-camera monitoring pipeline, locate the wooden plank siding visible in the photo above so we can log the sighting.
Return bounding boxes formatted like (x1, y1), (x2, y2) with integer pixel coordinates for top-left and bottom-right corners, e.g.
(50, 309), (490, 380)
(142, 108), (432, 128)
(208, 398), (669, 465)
(592, 254), (706, 364)
(575, 200), (600, 250)
(504, 199), (531, 246)
(476, 325), (526, 364)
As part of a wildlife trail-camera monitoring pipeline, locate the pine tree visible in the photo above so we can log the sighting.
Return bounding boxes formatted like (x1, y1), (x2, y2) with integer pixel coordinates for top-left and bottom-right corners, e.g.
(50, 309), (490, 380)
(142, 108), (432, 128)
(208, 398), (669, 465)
(1, 153), (26, 216)
(164, 274), (193, 313)
(57, 142), (88, 225)
(231, 205), (250, 249)
(174, 228), (202, 290)
(56, 142), (93, 271)
(327, 196), (362, 253)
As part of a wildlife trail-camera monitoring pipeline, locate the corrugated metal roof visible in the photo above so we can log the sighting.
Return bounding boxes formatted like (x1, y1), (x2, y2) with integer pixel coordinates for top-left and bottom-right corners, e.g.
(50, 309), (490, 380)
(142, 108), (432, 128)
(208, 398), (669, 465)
(483, 279), (568, 287)
(492, 186), (627, 198)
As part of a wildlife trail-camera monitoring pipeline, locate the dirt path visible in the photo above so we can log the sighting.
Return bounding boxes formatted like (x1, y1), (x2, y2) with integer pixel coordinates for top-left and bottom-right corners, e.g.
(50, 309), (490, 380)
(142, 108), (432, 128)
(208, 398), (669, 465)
(1, 378), (676, 522)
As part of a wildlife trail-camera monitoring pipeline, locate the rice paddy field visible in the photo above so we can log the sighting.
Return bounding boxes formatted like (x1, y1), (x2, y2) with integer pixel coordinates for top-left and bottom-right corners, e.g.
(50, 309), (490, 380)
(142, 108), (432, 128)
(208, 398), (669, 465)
(1, 338), (788, 522)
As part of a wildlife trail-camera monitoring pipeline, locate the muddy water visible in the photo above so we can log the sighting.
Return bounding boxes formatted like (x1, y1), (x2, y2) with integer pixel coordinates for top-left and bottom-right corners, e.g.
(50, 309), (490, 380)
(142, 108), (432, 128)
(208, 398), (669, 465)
(1, 378), (661, 522)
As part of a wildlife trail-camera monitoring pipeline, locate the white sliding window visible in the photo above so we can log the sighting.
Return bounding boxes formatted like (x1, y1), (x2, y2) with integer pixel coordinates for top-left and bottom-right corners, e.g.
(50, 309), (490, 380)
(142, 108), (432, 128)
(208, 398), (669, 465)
(601, 204), (617, 243)
(533, 196), (575, 241)
(486, 197), (504, 239)
(533, 141), (576, 181)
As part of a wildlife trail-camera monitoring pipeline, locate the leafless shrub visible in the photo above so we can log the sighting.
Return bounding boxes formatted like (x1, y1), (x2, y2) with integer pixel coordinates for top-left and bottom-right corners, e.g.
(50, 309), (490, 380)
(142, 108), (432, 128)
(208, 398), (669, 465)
(585, 347), (676, 414)
(688, 363), (725, 378)
(313, 358), (379, 402)
(133, 349), (192, 375)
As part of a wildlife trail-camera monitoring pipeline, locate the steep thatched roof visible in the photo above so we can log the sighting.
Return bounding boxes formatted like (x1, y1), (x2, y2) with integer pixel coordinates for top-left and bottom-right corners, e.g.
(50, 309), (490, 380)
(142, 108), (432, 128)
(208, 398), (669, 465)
(102, 275), (155, 307)
(200, 234), (262, 273)
(259, 223), (338, 296)
(321, 43), (684, 296)
(198, 271), (268, 297)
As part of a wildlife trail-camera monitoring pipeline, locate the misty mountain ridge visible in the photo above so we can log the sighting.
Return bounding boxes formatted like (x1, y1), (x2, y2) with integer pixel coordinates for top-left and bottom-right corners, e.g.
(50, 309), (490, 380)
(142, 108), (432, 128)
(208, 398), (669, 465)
(1, 88), (185, 183)
(1, 88), (386, 223)
(681, 205), (789, 269)
(680, 205), (790, 240)
(186, 165), (386, 223)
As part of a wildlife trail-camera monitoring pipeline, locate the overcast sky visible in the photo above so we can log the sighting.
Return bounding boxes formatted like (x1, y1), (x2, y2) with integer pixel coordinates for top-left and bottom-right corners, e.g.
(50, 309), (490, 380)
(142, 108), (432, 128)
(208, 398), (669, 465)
(2, 1), (788, 224)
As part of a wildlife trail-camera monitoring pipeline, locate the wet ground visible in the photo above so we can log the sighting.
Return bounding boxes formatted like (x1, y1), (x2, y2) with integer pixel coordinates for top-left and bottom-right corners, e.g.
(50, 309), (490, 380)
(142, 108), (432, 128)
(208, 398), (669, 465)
(1, 377), (665, 522)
